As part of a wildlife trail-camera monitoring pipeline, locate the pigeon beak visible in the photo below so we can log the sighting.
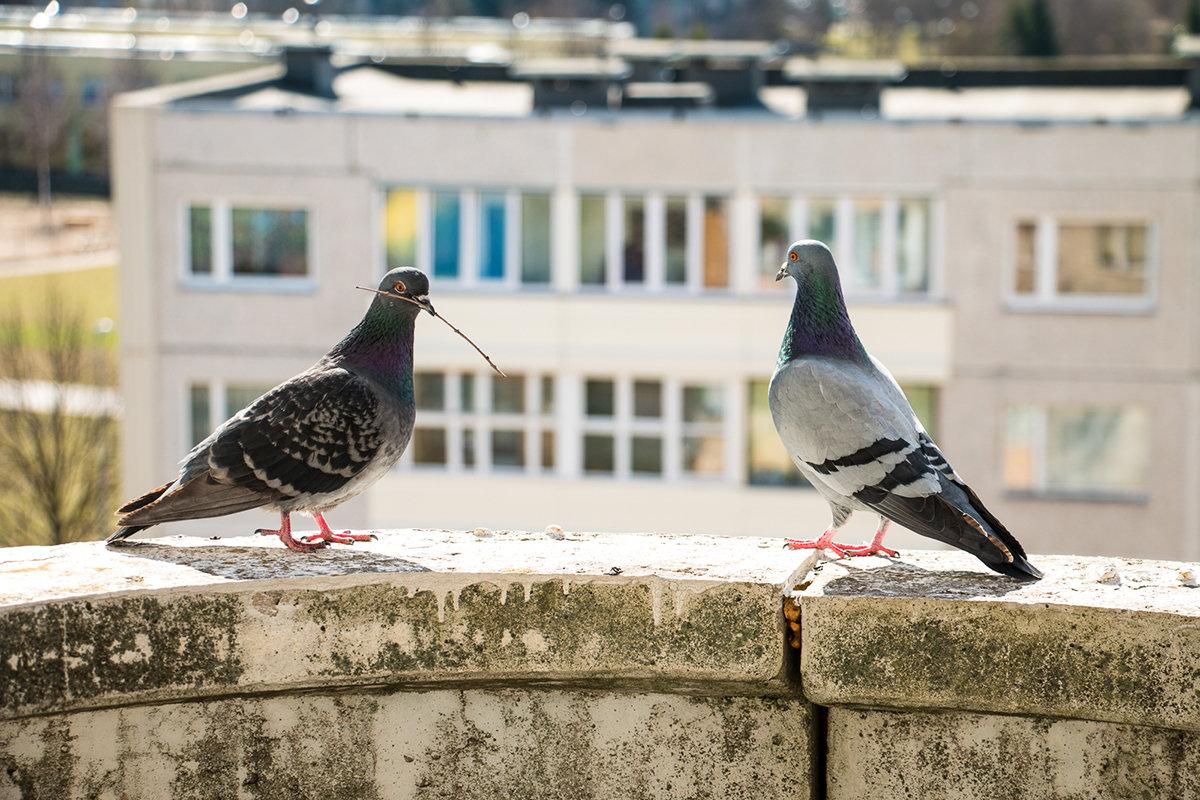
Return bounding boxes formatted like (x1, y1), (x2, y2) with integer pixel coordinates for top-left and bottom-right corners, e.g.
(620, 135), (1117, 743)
(413, 295), (435, 316)
(775, 264), (789, 282)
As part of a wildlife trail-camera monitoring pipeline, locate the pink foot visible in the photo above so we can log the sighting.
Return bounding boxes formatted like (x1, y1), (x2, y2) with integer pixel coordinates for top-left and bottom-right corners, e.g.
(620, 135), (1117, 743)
(784, 530), (852, 558)
(256, 513), (327, 553)
(301, 513), (378, 546)
(841, 542), (899, 558)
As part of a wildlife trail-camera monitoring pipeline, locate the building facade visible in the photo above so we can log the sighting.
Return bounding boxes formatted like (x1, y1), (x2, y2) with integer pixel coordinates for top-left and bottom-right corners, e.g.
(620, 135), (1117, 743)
(113, 65), (1200, 561)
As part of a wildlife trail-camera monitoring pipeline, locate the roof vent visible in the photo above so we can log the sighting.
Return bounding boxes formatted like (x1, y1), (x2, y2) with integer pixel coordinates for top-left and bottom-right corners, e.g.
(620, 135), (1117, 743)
(281, 45), (336, 99)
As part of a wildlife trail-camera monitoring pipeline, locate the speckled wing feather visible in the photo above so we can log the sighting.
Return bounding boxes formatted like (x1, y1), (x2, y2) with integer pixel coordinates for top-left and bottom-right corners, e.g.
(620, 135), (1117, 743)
(201, 367), (385, 501)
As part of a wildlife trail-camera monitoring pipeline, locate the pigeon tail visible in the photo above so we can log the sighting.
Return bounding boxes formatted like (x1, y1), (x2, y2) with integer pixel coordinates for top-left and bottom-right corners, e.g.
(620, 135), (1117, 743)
(106, 525), (150, 544)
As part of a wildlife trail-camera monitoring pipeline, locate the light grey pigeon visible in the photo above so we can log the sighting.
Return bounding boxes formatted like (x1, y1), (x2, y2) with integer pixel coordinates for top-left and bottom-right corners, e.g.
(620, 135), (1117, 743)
(769, 241), (1041, 580)
(107, 267), (433, 552)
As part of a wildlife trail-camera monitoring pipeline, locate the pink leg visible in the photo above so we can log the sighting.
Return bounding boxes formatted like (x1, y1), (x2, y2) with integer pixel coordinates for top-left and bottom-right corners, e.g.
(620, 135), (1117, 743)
(256, 512), (327, 553)
(784, 529), (853, 558)
(301, 512), (377, 545)
(842, 519), (899, 558)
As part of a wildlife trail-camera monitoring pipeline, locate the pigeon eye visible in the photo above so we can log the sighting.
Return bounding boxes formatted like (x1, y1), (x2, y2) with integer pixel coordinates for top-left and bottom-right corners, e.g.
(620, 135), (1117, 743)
(788, 251), (798, 263)
(392, 280), (407, 294)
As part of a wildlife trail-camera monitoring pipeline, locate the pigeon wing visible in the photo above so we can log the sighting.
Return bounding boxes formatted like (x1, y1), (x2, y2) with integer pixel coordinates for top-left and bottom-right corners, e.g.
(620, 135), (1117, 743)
(204, 367), (386, 501)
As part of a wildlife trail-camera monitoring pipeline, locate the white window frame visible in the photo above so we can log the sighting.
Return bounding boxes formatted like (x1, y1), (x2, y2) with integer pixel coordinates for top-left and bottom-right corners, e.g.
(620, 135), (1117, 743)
(1005, 216), (1158, 314)
(751, 193), (940, 300)
(400, 370), (554, 474)
(1002, 404), (1150, 502)
(180, 199), (315, 293)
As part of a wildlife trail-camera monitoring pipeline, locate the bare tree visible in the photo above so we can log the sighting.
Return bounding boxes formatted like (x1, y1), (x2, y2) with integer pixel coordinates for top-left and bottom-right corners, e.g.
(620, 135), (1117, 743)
(16, 49), (70, 232)
(0, 288), (118, 547)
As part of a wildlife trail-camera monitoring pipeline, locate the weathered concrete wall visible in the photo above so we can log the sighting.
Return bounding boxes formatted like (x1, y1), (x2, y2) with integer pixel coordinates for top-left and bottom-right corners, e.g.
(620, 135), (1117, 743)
(1, 531), (1198, 799)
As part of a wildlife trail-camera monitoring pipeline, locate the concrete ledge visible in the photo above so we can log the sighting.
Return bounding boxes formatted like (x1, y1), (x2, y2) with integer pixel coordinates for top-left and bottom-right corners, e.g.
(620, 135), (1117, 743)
(0, 688), (813, 800)
(827, 707), (1200, 800)
(0, 530), (804, 721)
(796, 551), (1200, 731)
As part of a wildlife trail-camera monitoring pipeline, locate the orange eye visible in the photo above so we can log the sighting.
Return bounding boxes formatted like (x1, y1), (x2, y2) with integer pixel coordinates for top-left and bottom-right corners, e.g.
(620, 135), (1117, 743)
(788, 251), (798, 263)
(393, 280), (407, 293)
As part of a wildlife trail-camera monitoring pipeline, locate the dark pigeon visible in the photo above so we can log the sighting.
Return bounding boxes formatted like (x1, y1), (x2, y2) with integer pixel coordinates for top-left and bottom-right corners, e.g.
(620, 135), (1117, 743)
(108, 267), (433, 552)
(768, 241), (1041, 581)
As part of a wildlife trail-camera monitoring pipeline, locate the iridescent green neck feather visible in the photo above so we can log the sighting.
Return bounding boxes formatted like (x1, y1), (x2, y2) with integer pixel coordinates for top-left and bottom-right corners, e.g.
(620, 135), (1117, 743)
(328, 299), (418, 399)
(778, 268), (867, 367)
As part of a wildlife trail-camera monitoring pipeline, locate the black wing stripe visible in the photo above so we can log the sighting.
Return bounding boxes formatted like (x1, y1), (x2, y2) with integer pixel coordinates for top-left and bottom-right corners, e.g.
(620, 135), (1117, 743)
(806, 437), (909, 475)
(853, 449), (936, 501)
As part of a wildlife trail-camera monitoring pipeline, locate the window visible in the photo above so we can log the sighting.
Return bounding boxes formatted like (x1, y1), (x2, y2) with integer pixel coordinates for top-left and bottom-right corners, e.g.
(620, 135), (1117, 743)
(406, 371), (555, 472)
(579, 193), (606, 286)
(665, 196), (688, 286)
(383, 188), (418, 269)
(702, 196), (729, 289)
(758, 197), (791, 290)
(432, 191), (461, 279)
(1012, 219), (1152, 308)
(850, 199), (883, 291)
(187, 381), (274, 446)
(896, 199), (931, 293)
(477, 191), (507, 281)
(808, 199), (836, 253)
(521, 192), (552, 284)
(682, 383), (724, 476)
(903, 384), (939, 438)
(231, 208), (307, 277)
(1003, 405), (1149, 498)
(81, 78), (107, 107)
(622, 196), (646, 284)
(186, 203), (309, 283)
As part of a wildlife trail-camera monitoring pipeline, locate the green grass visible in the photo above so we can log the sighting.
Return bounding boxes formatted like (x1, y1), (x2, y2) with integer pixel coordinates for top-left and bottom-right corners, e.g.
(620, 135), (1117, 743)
(0, 265), (118, 324)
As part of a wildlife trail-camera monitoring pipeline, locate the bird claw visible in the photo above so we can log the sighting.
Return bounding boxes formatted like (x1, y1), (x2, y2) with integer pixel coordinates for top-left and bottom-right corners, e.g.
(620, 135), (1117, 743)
(784, 538), (850, 558)
(256, 528), (329, 552)
(302, 530), (376, 545)
(841, 543), (900, 558)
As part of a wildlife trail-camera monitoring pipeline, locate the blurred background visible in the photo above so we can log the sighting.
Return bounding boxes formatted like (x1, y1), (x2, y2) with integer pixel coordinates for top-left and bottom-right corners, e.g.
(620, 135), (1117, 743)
(1, 0), (1197, 561)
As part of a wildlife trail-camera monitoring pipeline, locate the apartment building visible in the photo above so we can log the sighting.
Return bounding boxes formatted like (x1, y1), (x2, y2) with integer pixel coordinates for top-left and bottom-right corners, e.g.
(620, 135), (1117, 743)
(113, 51), (1200, 560)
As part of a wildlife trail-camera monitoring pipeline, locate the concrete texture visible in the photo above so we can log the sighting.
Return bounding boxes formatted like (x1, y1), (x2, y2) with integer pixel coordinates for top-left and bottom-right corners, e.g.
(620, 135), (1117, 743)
(0, 688), (813, 800)
(797, 550), (1200, 731)
(0, 530), (809, 720)
(827, 707), (1200, 800)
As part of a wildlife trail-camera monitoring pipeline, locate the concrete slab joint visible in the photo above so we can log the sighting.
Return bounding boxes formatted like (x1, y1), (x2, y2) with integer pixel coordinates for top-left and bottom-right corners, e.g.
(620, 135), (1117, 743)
(0, 530), (1197, 798)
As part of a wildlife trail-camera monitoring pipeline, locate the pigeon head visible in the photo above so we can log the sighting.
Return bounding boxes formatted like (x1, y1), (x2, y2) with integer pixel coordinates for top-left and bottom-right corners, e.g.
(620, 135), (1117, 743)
(374, 267), (435, 317)
(775, 240), (837, 284)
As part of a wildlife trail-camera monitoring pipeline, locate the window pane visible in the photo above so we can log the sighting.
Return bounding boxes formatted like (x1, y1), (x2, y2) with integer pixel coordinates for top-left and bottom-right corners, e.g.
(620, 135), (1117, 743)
(702, 196), (729, 289)
(759, 196), (790, 290)
(683, 435), (723, 476)
(491, 429), (525, 468)
(414, 372), (445, 410)
(188, 383), (210, 446)
(477, 191), (506, 281)
(1002, 406), (1038, 490)
(460, 374), (475, 412)
(492, 374), (525, 414)
(384, 188), (418, 268)
(224, 383), (272, 415)
(1056, 223), (1148, 296)
(622, 196), (645, 283)
(1045, 407), (1148, 493)
(432, 191), (461, 279)
(632, 435), (663, 475)
(897, 199), (930, 293)
(583, 434), (614, 474)
(585, 378), (614, 417)
(683, 384), (723, 423)
(521, 192), (551, 284)
(901, 384), (938, 438)
(188, 205), (212, 275)
(808, 199), (836, 252)
(231, 207), (308, 277)
(541, 430), (555, 470)
(579, 193), (606, 286)
(1015, 221), (1037, 295)
(462, 428), (475, 468)
(633, 379), (662, 418)
(540, 376), (555, 414)
(851, 200), (882, 290)
(665, 196), (687, 285)
(413, 428), (447, 465)
(746, 380), (805, 487)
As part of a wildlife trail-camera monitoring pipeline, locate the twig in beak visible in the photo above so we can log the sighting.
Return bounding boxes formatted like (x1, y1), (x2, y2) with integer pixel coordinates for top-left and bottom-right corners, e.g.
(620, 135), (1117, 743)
(356, 286), (507, 377)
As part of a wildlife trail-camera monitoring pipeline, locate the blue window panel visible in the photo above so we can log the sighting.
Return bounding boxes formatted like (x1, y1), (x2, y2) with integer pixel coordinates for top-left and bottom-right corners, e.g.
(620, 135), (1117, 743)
(432, 191), (461, 279)
(478, 191), (506, 281)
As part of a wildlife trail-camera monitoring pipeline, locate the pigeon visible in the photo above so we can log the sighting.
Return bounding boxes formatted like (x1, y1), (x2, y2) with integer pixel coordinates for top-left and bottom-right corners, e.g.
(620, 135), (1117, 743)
(768, 241), (1041, 581)
(107, 267), (433, 552)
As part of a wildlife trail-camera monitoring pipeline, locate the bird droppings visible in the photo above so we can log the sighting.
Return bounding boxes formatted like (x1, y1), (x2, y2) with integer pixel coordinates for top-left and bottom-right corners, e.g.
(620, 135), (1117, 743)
(544, 525), (565, 540)
(1180, 568), (1199, 588)
(1092, 563), (1121, 586)
(472, 528), (492, 538)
